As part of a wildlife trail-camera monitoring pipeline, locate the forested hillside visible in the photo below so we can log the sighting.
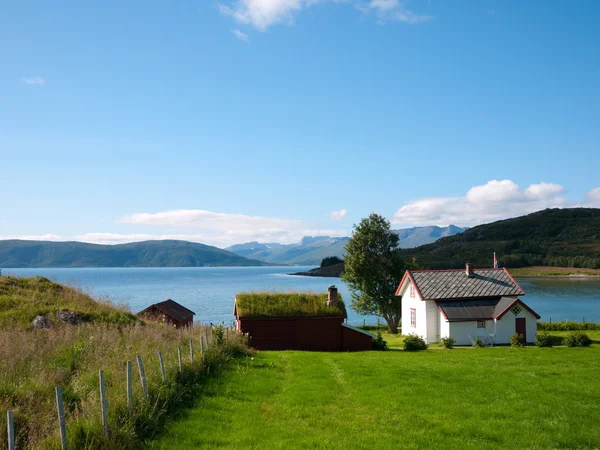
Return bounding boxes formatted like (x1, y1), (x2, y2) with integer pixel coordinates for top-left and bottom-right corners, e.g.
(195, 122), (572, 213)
(399, 208), (600, 269)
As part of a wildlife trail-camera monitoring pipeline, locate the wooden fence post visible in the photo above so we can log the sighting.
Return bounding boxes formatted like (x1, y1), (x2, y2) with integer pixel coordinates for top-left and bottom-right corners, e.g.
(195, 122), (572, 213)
(200, 336), (204, 355)
(55, 386), (68, 450)
(158, 352), (166, 383)
(7, 410), (14, 450)
(136, 355), (149, 400)
(99, 370), (109, 438)
(126, 361), (133, 416)
(177, 347), (183, 375)
(205, 330), (209, 349)
(189, 339), (194, 364)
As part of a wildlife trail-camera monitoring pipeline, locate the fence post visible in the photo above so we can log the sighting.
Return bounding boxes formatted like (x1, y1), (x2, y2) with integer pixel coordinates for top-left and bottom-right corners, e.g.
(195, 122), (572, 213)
(136, 355), (149, 400)
(158, 352), (166, 383)
(189, 339), (194, 364)
(126, 361), (133, 416)
(200, 336), (204, 355)
(99, 370), (109, 438)
(177, 347), (183, 375)
(205, 330), (209, 349)
(55, 386), (68, 450)
(7, 410), (14, 450)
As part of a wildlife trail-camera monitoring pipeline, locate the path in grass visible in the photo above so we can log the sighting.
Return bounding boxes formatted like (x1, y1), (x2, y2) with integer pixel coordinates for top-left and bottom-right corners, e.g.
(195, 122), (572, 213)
(148, 345), (600, 449)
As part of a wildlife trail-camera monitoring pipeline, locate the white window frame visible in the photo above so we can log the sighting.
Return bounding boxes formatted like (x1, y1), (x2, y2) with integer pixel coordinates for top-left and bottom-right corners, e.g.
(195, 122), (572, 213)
(410, 308), (416, 327)
(409, 284), (415, 298)
(477, 320), (486, 329)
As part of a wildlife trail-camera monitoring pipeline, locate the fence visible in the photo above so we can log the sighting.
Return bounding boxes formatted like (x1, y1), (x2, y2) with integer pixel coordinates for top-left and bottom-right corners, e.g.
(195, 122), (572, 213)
(3, 324), (237, 449)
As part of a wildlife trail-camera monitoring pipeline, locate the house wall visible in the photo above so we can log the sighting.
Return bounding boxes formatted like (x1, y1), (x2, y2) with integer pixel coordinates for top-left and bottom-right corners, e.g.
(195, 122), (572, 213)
(400, 280), (428, 340)
(425, 301), (439, 343)
(494, 308), (538, 343)
(440, 312), (450, 339)
(449, 322), (481, 346)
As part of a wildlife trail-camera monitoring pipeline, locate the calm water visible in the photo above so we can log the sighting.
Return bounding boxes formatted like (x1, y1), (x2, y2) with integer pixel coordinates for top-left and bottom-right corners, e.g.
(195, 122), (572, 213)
(4, 267), (600, 325)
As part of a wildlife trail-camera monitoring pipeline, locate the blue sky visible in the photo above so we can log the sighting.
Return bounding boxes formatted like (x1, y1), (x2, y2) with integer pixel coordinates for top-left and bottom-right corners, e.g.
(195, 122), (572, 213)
(1, 0), (599, 247)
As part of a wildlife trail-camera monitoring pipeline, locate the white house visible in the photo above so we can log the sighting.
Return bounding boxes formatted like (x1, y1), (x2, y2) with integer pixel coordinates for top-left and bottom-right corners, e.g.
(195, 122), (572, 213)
(396, 263), (540, 345)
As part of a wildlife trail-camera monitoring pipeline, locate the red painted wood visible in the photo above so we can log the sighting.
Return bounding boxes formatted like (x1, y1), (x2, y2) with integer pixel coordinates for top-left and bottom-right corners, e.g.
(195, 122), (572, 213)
(515, 317), (527, 341)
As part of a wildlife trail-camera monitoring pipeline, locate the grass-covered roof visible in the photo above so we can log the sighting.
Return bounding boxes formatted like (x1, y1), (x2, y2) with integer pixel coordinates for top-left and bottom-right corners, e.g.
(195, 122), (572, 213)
(235, 292), (347, 318)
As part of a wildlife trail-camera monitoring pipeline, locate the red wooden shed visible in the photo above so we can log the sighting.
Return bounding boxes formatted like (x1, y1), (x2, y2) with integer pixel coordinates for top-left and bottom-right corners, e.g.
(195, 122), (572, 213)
(137, 299), (195, 329)
(234, 286), (373, 352)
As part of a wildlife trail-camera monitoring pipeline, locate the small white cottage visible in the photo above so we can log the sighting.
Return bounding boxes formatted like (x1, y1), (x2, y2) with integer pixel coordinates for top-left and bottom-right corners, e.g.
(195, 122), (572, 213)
(396, 263), (540, 345)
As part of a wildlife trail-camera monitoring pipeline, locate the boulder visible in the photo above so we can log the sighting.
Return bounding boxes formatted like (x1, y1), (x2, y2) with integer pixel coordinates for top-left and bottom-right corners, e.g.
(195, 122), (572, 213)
(32, 314), (52, 329)
(55, 310), (84, 325)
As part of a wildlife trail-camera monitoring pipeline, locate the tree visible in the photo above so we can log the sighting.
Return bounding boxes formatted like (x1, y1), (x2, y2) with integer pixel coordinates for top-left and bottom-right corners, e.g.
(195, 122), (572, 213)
(320, 256), (344, 268)
(342, 213), (414, 334)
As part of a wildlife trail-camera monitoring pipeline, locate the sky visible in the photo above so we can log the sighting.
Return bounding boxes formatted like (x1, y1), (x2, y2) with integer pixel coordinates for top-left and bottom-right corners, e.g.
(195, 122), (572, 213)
(1, 0), (599, 248)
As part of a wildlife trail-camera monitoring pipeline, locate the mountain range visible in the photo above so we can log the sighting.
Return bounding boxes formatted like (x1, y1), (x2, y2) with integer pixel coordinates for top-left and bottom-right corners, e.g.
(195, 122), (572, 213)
(227, 225), (467, 265)
(0, 240), (269, 268)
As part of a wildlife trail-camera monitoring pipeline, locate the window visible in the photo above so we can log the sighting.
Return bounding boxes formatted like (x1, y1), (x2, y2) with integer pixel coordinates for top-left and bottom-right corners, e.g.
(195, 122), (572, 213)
(410, 308), (416, 327)
(511, 305), (522, 316)
(409, 284), (415, 298)
(477, 321), (486, 329)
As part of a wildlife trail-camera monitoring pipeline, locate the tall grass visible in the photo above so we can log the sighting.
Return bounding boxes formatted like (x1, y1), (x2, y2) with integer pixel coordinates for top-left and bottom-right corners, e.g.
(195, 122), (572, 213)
(538, 321), (600, 331)
(235, 292), (346, 318)
(0, 277), (250, 449)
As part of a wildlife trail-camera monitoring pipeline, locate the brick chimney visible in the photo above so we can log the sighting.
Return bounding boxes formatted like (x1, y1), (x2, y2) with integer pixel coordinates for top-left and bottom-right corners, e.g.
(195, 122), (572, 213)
(465, 262), (474, 278)
(327, 285), (338, 307)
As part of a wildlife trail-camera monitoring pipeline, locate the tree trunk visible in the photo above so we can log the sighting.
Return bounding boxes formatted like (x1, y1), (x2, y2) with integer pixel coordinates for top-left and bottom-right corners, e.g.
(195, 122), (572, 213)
(384, 315), (400, 334)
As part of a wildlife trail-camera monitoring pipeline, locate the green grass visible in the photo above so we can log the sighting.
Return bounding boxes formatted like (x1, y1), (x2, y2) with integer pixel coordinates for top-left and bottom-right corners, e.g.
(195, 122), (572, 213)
(235, 292), (346, 318)
(149, 345), (600, 450)
(510, 266), (600, 277)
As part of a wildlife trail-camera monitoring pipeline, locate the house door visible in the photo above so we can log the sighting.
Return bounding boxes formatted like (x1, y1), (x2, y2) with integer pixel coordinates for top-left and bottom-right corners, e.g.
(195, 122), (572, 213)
(515, 318), (527, 342)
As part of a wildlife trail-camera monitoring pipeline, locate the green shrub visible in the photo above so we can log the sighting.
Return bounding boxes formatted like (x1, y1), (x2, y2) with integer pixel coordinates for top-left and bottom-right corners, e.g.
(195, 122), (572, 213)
(439, 336), (455, 349)
(404, 333), (428, 351)
(510, 333), (526, 348)
(538, 321), (599, 331)
(536, 333), (554, 348)
(473, 337), (485, 348)
(372, 332), (388, 351)
(213, 325), (225, 345)
(564, 331), (592, 347)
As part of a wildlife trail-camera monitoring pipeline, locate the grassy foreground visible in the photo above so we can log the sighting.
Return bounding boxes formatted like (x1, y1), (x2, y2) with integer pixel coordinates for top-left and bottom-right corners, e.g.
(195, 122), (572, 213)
(149, 344), (600, 450)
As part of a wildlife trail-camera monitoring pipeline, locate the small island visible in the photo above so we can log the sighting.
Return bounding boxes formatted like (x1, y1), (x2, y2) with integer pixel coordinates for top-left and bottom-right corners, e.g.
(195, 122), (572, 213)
(291, 257), (344, 278)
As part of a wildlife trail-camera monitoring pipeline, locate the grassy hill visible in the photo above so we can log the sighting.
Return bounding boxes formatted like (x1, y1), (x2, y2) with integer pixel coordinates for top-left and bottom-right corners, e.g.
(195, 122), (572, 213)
(0, 276), (249, 448)
(0, 239), (270, 268)
(399, 208), (600, 269)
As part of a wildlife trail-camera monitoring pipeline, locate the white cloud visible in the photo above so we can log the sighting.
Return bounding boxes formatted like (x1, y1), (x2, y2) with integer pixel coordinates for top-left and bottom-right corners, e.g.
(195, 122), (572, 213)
(584, 187), (600, 206)
(21, 76), (45, 85)
(231, 28), (249, 40)
(329, 209), (348, 220)
(219, 0), (429, 30)
(392, 180), (571, 227)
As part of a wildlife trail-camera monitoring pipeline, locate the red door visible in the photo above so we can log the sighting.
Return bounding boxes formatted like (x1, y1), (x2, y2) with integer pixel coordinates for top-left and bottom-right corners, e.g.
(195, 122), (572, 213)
(516, 318), (527, 342)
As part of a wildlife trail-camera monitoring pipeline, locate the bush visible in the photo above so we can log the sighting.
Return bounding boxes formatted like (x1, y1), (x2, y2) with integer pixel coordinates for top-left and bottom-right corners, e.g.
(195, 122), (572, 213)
(473, 337), (485, 348)
(510, 333), (526, 348)
(538, 321), (599, 331)
(372, 332), (388, 351)
(536, 333), (554, 347)
(404, 333), (428, 351)
(564, 331), (592, 347)
(439, 336), (455, 349)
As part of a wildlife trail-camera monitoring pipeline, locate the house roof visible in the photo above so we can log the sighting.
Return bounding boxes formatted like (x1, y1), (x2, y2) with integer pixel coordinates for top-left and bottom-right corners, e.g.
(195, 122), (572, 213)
(139, 299), (195, 322)
(234, 292), (347, 318)
(398, 268), (525, 300)
(437, 297), (540, 322)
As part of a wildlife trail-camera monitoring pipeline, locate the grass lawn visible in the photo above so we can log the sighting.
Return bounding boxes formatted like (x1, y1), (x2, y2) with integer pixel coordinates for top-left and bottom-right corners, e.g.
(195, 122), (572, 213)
(510, 266), (600, 277)
(148, 345), (600, 449)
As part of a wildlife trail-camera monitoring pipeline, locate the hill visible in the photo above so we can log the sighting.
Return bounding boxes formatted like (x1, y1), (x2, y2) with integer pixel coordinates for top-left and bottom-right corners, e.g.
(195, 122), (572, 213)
(399, 208), (600, 269)
(227, 226), (466, 265)
(0, 239), (270, 268)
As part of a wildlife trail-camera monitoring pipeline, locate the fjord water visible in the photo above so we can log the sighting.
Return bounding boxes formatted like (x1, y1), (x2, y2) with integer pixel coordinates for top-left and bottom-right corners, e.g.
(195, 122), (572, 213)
(4, 267), (600, 325)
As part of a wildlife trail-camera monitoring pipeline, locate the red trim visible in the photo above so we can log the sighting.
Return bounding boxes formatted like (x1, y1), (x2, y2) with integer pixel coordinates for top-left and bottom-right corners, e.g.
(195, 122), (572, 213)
(495, 298), (541, 320)
(502, 267), (526, 295)
(436, 303), (448, 320)
(395, 271), (411, 296)
(410, 308), (417, 327)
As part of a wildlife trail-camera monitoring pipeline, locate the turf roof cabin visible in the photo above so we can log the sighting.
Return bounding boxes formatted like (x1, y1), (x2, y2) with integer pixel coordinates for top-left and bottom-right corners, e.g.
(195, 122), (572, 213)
(234, 286), (373, 351)
(137, 299), (195, 329)
(396, 263), (540, 346)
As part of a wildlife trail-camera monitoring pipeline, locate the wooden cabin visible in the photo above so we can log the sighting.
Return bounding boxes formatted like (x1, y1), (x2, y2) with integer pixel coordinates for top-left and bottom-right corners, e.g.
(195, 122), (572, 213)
(137, 299), (195, 328)
(233, 286), (374, 351)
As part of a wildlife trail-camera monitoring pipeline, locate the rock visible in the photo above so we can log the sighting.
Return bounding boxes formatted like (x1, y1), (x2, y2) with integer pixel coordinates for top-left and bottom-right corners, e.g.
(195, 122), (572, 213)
(55, 310), (84, 325)
(32, 314), (52, 329)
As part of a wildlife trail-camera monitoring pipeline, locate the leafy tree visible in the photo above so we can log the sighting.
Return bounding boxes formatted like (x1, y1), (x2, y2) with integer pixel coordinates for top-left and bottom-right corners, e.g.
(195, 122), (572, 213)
(320, 256), (344, 268)
(342, 213), (414, 334)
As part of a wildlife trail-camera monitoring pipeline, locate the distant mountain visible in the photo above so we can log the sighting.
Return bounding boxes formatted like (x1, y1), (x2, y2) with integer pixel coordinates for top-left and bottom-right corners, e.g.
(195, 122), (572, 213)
(398, 208), (600, 270)
(0, 240), (270, 268)
(227, 225), (467, 265)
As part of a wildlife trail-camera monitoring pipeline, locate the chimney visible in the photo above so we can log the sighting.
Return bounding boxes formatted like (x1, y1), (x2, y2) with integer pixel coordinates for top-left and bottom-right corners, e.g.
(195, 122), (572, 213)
(327, 285), (338, 307)
(465, 262), (474, 278)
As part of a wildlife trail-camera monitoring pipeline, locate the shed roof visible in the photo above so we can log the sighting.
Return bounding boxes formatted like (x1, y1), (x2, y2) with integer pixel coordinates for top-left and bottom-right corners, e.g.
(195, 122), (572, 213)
(398, 268), (524, 300)
(234, 292), (346, 318)
(139, 299), (195, 322)
(437, 297), (540, 322)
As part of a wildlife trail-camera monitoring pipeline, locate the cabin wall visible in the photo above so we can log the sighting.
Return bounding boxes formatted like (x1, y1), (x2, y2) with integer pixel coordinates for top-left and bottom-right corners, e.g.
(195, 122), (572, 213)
(401, 281), (428, 341)
(494, 310), (538, 344)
